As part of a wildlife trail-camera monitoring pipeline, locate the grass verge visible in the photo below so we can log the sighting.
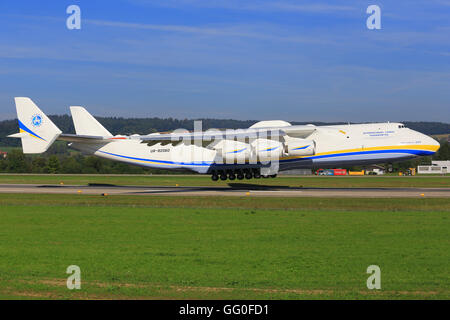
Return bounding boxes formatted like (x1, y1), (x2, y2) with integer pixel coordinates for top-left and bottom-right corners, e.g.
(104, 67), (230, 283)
(0, 194), (449, 299)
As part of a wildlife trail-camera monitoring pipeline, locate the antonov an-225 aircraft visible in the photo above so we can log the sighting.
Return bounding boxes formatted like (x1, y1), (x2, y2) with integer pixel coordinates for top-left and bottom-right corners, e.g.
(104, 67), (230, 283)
(9, 97), (440, 180)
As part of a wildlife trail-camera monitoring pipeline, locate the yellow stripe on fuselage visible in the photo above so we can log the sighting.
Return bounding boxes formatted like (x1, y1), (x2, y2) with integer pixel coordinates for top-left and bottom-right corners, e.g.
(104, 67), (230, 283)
(100, 144), (440, 166)
(280, 144), (440, 160)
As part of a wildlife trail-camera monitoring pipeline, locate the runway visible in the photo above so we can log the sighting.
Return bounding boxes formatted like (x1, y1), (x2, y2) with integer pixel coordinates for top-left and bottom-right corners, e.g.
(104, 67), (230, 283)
(0, 183), (449, 198)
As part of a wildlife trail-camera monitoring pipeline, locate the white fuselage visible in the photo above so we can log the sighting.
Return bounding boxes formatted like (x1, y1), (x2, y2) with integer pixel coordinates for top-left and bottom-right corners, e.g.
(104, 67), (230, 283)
(72, 122), (440, 174)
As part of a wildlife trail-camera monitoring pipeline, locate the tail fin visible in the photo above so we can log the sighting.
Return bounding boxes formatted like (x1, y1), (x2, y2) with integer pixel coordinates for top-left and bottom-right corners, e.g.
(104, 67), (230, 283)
(8, 97), (62, 154)
(70, 106), (112, 136)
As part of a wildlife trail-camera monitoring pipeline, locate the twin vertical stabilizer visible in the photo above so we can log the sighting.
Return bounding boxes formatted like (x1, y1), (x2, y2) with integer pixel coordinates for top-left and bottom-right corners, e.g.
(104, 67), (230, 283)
(70, 106), (112, 136)
(9, 97), (62, 154)
(9, 97), (111, 154)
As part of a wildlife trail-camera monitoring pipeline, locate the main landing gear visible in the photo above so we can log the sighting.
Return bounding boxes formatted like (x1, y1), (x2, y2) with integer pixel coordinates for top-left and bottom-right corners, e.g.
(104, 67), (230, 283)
(210, 168), (277, 181)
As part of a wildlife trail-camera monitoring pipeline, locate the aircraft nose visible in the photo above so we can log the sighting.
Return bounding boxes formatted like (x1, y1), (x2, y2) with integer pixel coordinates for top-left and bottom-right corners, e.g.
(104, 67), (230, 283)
(424, 135), (440, 153)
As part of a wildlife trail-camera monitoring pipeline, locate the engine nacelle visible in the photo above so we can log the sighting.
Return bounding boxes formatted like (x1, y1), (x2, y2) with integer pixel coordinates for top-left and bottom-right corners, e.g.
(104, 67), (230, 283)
(284, 138), (315, 156)
(214, 139), (286, 163)
(251, 139), (283, 161)
(214, 140), (251, 163)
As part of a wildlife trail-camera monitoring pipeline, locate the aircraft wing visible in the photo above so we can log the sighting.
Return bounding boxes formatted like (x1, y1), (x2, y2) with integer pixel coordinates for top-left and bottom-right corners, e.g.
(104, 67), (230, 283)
(56, 125), (316, 144)
(136, 128), (287, 142)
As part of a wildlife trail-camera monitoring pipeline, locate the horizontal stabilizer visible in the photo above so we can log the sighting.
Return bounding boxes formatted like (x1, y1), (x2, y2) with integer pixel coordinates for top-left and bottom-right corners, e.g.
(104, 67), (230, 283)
(8, 132), (28, 138)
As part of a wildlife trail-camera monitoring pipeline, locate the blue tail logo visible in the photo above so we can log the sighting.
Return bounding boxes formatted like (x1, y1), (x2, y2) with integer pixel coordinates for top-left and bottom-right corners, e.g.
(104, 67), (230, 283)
(31, 114), (43, 127)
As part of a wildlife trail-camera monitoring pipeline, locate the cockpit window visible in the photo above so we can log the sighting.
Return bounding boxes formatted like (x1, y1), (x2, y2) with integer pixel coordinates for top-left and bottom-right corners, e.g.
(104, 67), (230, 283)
(398, 124), (406, 128)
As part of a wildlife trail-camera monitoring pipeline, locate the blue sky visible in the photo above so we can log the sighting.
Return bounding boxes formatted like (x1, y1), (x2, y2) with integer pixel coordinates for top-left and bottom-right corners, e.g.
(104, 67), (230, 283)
(0, 0), (449, 122)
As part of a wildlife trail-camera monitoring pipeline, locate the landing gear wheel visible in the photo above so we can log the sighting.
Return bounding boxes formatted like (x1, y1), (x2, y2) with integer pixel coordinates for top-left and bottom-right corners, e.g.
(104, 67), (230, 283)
(270, 174), (277, 178)
(220, 174), (227, 181)
(245, 173), (253, 179)
(211, 175), (219, 181)
(237, 174), (244, 180)
(228, 174), (236, 181)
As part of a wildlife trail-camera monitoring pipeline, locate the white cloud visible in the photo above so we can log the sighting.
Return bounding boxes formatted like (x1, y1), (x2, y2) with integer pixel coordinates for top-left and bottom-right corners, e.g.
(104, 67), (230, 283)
(85, 19), (334, 44)
(266, 2), (355, 13)
(128, 0), (356, 13)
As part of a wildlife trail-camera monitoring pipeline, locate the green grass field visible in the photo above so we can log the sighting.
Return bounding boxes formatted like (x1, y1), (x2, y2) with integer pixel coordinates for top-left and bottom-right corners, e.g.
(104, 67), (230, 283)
(0, 194), (449, 299)
(0, 174), (449, 188)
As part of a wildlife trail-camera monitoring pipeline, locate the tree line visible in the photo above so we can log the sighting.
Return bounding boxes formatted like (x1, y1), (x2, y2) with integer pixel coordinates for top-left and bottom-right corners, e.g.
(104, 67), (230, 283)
(0, 139), (448, 174)
(1, 114), (449, 147)
(1, 114), (448, 174)
(0, 142), (167, 174)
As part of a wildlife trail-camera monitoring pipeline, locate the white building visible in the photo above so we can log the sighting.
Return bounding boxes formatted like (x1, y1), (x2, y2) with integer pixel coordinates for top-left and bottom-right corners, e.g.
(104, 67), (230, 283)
(417, 161), (450, 174)
(365, 165), (385, 175)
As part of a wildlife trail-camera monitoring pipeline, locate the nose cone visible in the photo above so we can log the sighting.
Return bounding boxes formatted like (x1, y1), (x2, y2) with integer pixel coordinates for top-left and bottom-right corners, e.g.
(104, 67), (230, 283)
(424, 135), (440, 154)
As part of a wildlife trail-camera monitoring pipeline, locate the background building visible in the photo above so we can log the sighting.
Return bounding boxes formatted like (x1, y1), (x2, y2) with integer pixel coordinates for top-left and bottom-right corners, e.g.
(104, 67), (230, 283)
(418, 161), (450, 174)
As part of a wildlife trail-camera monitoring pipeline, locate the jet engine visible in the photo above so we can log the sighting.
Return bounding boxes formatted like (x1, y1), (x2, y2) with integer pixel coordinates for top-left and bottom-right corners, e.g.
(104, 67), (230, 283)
(284, 137), (315, 156)
(251, 139), (283, 161)
(214, 139), (251, 163)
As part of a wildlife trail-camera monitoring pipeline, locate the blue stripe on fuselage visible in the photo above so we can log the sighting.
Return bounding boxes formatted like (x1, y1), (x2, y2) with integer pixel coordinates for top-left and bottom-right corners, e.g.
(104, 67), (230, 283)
(98, 150), (212, 166)
(98, 148), (433, 167)
(280, 149), (434, 163)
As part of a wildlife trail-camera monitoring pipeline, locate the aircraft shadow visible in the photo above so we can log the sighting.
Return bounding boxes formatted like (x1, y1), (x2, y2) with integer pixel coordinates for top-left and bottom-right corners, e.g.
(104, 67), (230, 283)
(35, 183), (443, 194)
